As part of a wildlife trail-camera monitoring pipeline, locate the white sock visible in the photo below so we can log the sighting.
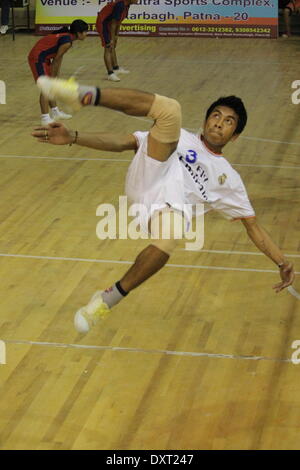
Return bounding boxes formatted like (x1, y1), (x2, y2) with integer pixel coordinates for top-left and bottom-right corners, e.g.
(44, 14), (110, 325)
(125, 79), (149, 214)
(101, 282), (128, 309)
(41, 113), (50, 119)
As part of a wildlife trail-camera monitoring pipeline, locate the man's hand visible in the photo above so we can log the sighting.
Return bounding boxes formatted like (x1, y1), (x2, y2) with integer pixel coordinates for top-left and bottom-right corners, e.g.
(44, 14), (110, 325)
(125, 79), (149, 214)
(242, 217), (296, 293)
(273, 262), (295, 293)
(32, 122), (73, 145)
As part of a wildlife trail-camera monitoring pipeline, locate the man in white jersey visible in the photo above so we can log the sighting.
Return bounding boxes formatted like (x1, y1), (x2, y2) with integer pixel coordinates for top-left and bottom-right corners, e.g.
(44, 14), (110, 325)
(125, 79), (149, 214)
(32, 77), (295, 334)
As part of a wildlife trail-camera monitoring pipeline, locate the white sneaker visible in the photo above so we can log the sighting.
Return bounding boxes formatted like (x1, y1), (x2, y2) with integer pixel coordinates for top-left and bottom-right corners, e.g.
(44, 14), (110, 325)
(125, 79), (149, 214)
(74, 291), (110, 334)
(0, 25), (8, 35)
(41, 115), (55, 125)
(37, 76), (82, 111)
(117, 67), (130, 74)
(107, 73), (120, 82)
(52, 109), (72, 120)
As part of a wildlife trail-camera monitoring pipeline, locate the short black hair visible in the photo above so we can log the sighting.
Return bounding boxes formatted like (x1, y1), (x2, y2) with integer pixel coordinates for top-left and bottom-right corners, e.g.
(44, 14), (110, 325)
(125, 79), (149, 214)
(205, 96), (247, 135)
(52, 20), (89, 35)
(70, 20), (89, 34)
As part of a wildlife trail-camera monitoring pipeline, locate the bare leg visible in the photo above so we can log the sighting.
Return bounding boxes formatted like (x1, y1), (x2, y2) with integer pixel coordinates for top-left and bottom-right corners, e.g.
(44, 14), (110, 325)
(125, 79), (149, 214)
(99, 88), (154, 116)
(40, 93), (49, 114)
(73, 242), (170, 333)
(40, 94), (57, 114)
(111, 47), (118, 69)
(283, 8), (291, 36)
(119, 245), (169, 292)
(104, 47), (113, 72)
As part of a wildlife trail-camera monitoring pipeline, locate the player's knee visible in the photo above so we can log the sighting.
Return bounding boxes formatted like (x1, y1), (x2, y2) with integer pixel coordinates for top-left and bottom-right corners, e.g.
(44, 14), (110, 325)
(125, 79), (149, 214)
(147, 94), (182, 144)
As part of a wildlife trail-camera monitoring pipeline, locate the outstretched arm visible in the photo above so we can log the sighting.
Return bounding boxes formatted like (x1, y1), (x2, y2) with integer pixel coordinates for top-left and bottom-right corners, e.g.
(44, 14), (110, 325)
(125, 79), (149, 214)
(31, 122), (137, 152)
(241, 217), (295, 292)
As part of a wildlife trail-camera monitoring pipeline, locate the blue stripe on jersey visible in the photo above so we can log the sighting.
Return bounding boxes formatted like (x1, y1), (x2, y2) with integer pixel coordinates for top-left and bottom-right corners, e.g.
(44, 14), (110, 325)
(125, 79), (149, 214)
(35, 62), (47, 77)
(102, 22), (111, 44)
(38, 46), (59, 63)
(112, 2), (125, 20)
(57, 35), (72, 47)
(37, 36), (71, 63)
(104, 2), (125, 23)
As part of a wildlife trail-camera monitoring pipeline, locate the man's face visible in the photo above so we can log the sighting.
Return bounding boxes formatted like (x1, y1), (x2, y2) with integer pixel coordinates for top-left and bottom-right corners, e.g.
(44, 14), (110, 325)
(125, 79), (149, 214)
(203, 105), (239, 148)
(78, 31), (88, 40)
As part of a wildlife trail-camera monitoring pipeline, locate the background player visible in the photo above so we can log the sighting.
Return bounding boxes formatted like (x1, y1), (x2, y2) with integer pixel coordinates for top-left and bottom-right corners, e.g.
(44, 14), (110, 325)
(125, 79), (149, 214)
(0, 0), (10, 35)
(32, 77), (295, 334)
(28, 20), (88, 125)
(96, 0), (138, 82)
(280, 0), (300, 37)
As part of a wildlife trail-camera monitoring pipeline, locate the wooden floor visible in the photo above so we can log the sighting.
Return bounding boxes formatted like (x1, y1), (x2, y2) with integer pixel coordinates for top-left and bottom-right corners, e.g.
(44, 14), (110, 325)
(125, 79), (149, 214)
(0, 32), (300, 450)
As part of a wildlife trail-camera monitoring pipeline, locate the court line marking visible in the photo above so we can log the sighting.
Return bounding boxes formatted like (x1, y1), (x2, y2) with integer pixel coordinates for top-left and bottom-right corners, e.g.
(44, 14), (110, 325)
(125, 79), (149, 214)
(180, 248), (300, 259)
(69, 57), (300, 66)
(1, 154), (300, 171)
(2, 338), (293, 363)
(240, 135), (300, 146)
(0, 252), (299, 274)
(232, 163), (300, 170)
(0, 154), (130, 163)
(2, 57), (297, 67)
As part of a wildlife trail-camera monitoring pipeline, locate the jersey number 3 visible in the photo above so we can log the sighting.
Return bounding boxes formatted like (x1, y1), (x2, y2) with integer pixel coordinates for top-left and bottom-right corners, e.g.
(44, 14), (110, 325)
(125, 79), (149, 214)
(185, 150), (197, 164)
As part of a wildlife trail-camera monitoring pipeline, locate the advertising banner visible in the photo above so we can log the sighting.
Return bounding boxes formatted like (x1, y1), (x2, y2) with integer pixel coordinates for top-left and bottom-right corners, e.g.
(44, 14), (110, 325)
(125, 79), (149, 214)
(35, 0), (278, 38)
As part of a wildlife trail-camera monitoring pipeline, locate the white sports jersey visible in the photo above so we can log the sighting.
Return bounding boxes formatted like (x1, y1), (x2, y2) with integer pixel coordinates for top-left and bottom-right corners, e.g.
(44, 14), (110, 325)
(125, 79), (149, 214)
(125, 128), (255, 232)
(176, 128), (255, 219)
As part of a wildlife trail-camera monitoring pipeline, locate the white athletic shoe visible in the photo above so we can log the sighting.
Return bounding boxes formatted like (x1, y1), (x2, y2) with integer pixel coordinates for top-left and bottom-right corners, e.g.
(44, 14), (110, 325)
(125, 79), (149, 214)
(52, 109), (72, 120)
(41, 115), (55, 125)
(74, 291), (110, 334)
(0, 25), (8, 35)
(37, 76), (82, 111)
(107, 72), (120, 82)
(117, 67), (130, 74)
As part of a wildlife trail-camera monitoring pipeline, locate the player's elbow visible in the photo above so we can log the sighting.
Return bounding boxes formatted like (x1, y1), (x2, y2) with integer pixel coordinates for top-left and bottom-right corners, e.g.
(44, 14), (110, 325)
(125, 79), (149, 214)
(115, 144), (126, 152)
(51, 60), (59, 71)
(115, 135), (137, 153)
(52, 56), (63, 65)
(114, 142), (133, 153)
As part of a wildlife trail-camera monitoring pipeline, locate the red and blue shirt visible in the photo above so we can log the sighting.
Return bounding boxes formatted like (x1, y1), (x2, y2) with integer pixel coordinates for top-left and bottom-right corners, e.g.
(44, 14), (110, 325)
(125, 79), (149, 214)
(98, 0), (130, 25)
(28, 33), (73, 63)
